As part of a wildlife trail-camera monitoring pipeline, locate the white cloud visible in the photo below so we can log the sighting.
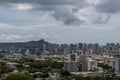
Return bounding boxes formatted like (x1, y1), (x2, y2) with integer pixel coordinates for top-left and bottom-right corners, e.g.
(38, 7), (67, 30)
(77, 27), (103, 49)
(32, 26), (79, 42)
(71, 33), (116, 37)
(86, 0), (106, 5)
(0, 34), (22, 41)
(12, 3), (33, 10)
(0, 0), (118, 25)
(0, 0), (120, 43)
(0, 34), (34, 41)
(41, 32), (50, 38)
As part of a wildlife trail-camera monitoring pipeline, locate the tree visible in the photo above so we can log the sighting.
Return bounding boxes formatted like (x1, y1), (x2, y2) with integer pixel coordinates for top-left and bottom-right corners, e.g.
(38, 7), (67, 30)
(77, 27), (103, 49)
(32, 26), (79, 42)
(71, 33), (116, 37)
(0, 62), (13, 74)
(16, 57), (34, 64)
(16, 64), (24, 72)
(73, 76), (106, 80)
(0, 54), (4, 58)
(60, 70), (70, 77)
(60, 76), (72, 80)
(3, 73), (35, 80)
(39, 73), (49, 78)
(97, 63), (112, 70)
(50, 61), (63, 69)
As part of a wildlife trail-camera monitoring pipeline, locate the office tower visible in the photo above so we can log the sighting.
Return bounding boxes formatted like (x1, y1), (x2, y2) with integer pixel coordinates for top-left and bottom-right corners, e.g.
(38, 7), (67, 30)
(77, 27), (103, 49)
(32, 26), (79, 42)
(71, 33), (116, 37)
(115, 58), (120, 73)
(82, 57), (97, 71)
(64, 61), (78, 72)
(68, 53), (77, 61)
(64, 53), (78, 72)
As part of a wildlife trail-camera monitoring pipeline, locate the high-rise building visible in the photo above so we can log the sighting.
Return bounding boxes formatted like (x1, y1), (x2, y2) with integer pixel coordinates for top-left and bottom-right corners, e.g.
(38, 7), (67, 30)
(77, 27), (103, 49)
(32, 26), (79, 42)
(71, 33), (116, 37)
(64, 61), (78, 72)
(68, 53), (77, 61)
(64, 53), (78, 72)
(107, 58), (115, 69)
(82, 57), (97, 71)
(114, 54), (120, 73)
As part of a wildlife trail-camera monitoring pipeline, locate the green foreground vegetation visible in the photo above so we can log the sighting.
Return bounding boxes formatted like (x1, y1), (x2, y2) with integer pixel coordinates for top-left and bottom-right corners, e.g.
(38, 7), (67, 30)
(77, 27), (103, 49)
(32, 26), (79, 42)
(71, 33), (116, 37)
(2, 73), (120, 80)
(2, 73), (34, 80)
(0, 57), (120, 80)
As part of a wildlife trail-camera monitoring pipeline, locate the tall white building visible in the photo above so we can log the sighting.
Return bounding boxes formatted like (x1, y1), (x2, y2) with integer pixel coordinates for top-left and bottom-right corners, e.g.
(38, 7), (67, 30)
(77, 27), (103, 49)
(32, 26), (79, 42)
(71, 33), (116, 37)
(115, 57), (120, 73)
(64, 61), (78, 72)
(107, 58), (115, 69)
(68, 53), (78, 61)
(82, 57), (97, 71)
(64, 53), (78, 72)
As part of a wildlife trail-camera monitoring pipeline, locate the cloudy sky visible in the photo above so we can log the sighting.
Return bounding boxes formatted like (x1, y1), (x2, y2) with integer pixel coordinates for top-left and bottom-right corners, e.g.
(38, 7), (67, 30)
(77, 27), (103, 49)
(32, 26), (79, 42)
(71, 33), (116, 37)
(0, 0), (120, 44)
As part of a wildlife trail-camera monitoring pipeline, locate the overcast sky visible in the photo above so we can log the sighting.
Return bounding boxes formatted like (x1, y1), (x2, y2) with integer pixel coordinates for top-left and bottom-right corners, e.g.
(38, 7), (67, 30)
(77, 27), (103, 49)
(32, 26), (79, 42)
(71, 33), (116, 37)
(0, 0), (120, 44)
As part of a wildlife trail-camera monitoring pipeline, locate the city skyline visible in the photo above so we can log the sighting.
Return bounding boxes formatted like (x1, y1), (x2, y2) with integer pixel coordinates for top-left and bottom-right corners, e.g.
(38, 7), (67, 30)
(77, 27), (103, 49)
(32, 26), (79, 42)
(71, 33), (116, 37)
(0, 0), (120, 44)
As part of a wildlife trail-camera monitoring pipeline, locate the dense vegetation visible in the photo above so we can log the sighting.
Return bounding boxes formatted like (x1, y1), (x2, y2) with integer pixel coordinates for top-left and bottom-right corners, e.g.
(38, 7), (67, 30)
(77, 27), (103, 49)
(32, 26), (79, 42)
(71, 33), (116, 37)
(0, 62), (13, 74)
(60, 76), (120, 80)
(2, 73), (35, 80)
(98, 63), (112, 70)
(0, 57), (119, 80)
(28, 60), (63, 70)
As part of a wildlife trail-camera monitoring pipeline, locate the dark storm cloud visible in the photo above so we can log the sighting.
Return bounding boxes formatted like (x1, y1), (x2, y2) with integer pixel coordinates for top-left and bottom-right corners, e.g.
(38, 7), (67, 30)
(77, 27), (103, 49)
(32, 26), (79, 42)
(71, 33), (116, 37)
(96, 0), (120, 13)
(0, 0), (86, 25)
(0, 0), (120, 25)
(0, 0), (83, 5)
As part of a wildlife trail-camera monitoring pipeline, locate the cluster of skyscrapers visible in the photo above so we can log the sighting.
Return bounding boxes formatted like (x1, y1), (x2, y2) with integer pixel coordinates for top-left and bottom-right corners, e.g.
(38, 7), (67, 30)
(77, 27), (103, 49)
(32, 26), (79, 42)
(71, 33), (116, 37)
(0, 40), (120, 55)
(1, 40), (120, 76)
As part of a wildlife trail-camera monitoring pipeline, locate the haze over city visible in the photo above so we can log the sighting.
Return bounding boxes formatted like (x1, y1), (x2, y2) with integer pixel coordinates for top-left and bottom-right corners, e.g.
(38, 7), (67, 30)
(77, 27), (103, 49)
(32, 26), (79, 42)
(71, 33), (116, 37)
(0, 0), (120, 44)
